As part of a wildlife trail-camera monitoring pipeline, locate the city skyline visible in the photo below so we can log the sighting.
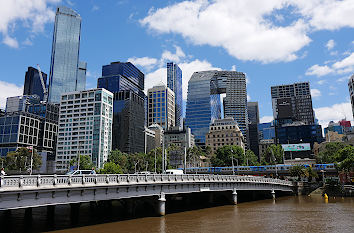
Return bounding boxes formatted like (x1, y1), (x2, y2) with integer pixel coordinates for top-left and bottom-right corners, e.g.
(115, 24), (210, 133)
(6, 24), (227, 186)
(0, 0), (354, 129)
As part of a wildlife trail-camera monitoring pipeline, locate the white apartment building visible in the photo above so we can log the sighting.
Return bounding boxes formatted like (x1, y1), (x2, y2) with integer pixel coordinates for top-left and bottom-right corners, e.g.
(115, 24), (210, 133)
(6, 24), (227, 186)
(56, 88), (113, 173)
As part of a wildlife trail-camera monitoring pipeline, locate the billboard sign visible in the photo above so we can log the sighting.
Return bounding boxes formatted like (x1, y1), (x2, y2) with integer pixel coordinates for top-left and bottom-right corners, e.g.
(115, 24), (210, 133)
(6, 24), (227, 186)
(282, 143), (310, 152)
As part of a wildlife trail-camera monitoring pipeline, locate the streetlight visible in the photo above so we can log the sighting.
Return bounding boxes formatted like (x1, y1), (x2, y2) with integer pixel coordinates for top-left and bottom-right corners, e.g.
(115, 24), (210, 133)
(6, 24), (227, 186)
(231, 149), (235, 175)
(134, 160), (140, 174)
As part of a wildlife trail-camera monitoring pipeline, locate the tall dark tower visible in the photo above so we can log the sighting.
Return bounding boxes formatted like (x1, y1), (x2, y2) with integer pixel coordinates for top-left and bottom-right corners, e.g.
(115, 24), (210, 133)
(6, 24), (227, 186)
(23, 67), (47, 101)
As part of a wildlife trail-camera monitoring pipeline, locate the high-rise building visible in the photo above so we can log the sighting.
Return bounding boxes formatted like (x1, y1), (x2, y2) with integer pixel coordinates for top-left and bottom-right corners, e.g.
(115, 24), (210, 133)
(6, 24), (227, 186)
(348, 74), (354, 119)
(48, 6), (83, 103)
(206, 117), (245, 154)
(271, 82), (315, 126)
(247, 102), (260, 157)
(164, 126), (195, 167)
(167, 62), (183, 128)
(77, 61), (87, 91)
(5, 95), (40, 113)
(185, 70), (248, 145)
(258, 122), (275, 140)
(24, 67), (47, 100)
(56, 88), (113, 173)
(97, 62), (146, 154)
(147, 85), (175, 130)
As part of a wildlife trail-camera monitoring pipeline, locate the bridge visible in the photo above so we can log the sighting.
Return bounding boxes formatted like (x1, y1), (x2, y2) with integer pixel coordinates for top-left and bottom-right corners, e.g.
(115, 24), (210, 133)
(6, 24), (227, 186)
(0, 174), (294, 216)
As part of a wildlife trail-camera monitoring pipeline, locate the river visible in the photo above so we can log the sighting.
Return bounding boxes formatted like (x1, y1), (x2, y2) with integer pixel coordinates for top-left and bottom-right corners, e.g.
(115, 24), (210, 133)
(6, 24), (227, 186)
(1, 195), (353, 233)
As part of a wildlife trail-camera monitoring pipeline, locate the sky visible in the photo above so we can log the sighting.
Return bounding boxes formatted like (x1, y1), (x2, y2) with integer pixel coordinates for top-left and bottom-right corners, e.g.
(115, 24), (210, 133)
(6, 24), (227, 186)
(0, 0), (354, 129)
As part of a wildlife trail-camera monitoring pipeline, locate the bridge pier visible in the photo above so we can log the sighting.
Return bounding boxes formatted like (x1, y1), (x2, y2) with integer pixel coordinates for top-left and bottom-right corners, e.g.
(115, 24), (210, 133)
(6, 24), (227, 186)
(47, 205), (55, 218)
(232, 189), (238, 205)
(125, 199), (136, 217)
(271, 190), (276, 200)
(157, 193), (166, 216)
(25, 207), (32, 219)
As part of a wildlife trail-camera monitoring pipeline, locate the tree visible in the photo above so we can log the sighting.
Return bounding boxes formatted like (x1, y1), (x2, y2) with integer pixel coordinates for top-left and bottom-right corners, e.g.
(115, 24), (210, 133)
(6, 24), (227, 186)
(4, 147), (42, 172)
(69, 155), (94, 170)
(108, 150), (129, 173)
(211, 145), (244, 167)
(335, 146), (354, 172)
(244, 150), (259, 166)
(304, 166), (318, 182)
(99, 162), (123, 174)
(316, 142), (346, 163)
(261, 144), (284, 165)
(289, 165), (306, 180)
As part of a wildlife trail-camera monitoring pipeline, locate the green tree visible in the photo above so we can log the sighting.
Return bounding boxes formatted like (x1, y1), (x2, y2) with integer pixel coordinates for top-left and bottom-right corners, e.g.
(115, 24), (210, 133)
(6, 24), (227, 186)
(244, 150), (259, 166)
(316, 142), (346, 163)
(211, 145), (244, 167)
(108, 150), (129, 173)
(99, 162), (123, 174)
(335, 146), (354, 172)
(261, 144), (284, 165)
(4, 147), (42, 172)
(69, 155), (94, 170)
(304, 166), (318, 182)
(289, 165), (306, 180)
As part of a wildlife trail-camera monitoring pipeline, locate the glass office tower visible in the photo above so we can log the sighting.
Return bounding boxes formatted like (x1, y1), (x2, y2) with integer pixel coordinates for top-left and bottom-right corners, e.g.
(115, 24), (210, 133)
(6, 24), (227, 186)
(24, 67), (47, 101)
(167, 62), (182, 128)
(185, 71), (221, 144)
(76, 61), (87, 91)
(97, 62), (146, 154)
(48, 6), (82, 103)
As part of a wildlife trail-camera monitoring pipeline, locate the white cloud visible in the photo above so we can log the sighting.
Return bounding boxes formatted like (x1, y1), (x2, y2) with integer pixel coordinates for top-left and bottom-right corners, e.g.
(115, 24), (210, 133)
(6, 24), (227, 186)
(161, 45), (185, 63)
(140, 0), (354, 64)
(311, 88), (321, 98)
(260, 116), (273, 123)
(0, 0), (59, 48)
(306, 52), (354, 76)
(314, 102), (353, 128)
(92, 5), (99, 12)
(0, 81), (23, 109)
(337, 76), (349, 83)
(140, 0), (311, 63)
(305, 64), (333, 77)
(317, 80), (326, 85)
(326, 39), (335, 50)
(3, 35), (19, 48)
(128, 56), (158, 69)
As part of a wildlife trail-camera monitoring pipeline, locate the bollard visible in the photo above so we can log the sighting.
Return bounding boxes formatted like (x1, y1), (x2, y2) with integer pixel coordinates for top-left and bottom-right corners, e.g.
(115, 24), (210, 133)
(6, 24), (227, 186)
(158, 192), (166, 216)
(271, 189), (276, 200)
(232, 189), (238, 205)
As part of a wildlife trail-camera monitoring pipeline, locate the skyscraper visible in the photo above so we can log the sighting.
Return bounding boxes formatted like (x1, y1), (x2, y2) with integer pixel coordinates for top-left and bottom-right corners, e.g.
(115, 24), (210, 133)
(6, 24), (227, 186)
(147, 85), (175, 130)
(97, 62), (145, 154)
(348, 74), (354, 119)
(76, 61), (87, 91)
(48, 6), (83, 103)
(271, 82), (315, 126)
(167, 62), (183, 128)
(247, 102), (260, 157)
(185, 70), (248, 145)
(56, 88), (113, 172)
(23, 67), (47, 101)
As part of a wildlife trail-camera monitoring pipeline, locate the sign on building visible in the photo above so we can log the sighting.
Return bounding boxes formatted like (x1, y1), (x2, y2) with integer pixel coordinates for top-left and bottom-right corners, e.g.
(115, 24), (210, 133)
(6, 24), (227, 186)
(281, 143), (311, 152)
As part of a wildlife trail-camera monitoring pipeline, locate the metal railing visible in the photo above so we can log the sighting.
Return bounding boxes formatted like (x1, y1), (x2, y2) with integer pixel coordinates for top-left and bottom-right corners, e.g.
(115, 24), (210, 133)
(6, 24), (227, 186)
(0, 174), (293, 191)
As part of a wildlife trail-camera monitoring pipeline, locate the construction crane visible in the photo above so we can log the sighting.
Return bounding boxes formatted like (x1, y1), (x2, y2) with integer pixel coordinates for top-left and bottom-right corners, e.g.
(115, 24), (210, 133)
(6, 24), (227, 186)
(36, 64), (48, 102)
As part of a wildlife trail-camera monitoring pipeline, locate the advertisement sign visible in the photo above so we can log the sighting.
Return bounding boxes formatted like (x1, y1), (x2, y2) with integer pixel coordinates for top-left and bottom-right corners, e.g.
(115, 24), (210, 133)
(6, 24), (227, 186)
(281, 143), (311, 152)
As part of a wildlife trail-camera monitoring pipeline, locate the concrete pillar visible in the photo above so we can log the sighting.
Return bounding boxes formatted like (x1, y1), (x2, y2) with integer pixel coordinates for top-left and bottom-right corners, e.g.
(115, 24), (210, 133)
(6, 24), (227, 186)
(232, 189), (238, 205)
(157, 193), (166, 216)
(271, 189), (276, 200)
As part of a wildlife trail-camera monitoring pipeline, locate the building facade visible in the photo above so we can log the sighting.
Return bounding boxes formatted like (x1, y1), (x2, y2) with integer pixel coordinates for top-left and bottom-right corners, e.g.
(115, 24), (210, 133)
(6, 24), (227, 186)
(5, 95), (40, 113)
(147, 85), (175, 130)
(56, 88), (113, 173)
(148, 123), (164, 150)
(164, 126), (195, 167)
(247, 102), (260, 157)
(271, 82), (315, 126)
(77, 61), (87, 91)
(205, 117), (245, 154)
(167, 62), (183, 128)
(258, 122), (275, 140)
(23, 67), (47, 101)
(185, 70), (248, 145)
(48, 6), (84, 103)
(349, 74), (354, 119)
(258, 139), (274, 157)
(111, 91), (145, 153)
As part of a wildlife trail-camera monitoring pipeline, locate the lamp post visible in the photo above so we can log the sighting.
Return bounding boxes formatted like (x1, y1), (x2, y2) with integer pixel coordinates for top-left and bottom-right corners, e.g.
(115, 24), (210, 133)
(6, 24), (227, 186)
(134, 160), (139, 174)
(231, 149), (235, 175)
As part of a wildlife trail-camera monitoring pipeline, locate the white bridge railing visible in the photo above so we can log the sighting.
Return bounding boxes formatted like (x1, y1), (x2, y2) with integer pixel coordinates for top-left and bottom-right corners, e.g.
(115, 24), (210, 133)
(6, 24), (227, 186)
(0, 174), (293, 191)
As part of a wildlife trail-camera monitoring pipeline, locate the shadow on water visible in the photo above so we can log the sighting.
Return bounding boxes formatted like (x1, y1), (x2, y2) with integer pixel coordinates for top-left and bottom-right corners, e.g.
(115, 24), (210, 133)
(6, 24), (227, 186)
(0, 190), (283, 233)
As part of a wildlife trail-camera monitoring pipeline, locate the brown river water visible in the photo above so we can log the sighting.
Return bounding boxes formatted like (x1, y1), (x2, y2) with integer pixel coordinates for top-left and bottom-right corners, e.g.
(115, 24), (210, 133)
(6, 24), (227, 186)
(1, 195), (353, 233)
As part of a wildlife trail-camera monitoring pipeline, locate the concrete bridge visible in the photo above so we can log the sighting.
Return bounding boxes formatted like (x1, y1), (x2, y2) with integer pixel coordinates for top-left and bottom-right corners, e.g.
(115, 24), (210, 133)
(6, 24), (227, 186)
(0, 174), (294, 216)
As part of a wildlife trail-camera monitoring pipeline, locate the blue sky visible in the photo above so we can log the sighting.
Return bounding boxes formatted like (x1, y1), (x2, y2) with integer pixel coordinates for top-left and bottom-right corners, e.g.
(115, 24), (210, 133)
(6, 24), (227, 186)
(1, 0), (354, 129)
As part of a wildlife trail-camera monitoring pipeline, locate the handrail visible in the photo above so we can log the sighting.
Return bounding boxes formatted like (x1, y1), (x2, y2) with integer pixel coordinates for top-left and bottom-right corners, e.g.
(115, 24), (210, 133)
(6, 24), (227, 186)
(0, 174), (294, 191)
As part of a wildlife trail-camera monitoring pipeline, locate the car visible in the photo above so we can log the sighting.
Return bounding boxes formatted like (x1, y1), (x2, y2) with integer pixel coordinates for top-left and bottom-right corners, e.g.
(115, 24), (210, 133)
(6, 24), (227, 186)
(66, 170), (93, 175)
(165, 169), (184, 175)
(136, 171), (151, 174)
